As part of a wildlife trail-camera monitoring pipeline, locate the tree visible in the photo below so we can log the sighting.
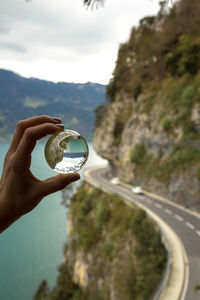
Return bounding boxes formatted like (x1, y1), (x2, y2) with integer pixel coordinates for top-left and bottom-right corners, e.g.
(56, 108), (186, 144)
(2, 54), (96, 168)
(83, 0), (104, 7)
(83, 0), (172, 8)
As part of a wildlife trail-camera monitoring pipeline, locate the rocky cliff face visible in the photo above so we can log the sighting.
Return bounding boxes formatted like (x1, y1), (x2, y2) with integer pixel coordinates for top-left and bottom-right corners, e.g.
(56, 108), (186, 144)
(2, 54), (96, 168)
(34, 183), (166, 300)
(94, 90), (200, 210)
(62, 183), (166, 300)
(94, 0), (200, 212)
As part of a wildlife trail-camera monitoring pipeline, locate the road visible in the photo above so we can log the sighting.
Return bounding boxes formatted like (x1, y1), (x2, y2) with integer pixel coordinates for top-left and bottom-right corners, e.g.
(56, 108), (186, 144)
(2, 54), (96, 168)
(85, 166), (200, 300)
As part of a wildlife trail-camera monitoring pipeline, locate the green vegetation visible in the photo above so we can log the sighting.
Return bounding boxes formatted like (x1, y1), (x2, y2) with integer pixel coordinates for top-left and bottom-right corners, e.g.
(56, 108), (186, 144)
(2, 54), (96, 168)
(24, 97), (48, 108)
(131, 210), (167, 299)
(34, 184), (167, 300)
(181, 85), (195, 108)
(130, 144), (200, 183)
(169, 147), (200, 166)
(130, 143), (148, 165)
(0, 69), (105, 140)
(157, 146), (200, 182)
(105, 0), (200, 190)
(195, 284), (200, 292)
(113, 119), (124, 145)
(161, 117), (172, 132)
(166, 35), (200, 77)
(106, 1), (200, 104)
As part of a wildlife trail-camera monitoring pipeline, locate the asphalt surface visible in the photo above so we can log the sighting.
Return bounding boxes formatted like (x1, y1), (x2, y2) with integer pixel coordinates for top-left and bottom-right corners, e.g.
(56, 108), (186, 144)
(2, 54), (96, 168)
(87, 166), (200, 300)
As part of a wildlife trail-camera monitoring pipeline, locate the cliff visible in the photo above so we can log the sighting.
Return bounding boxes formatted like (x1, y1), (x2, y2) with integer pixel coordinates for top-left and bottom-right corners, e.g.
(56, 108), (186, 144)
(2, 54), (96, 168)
(34, 183), (167, 300)
(93, 0), (200, 211)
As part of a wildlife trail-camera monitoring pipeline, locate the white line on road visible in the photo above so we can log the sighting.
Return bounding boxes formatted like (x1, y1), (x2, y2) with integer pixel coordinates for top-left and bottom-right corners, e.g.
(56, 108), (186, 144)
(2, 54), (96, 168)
(196, 231), (200, 237)
(175, 214), (184, 222)
(185, 221), (195, 230)
(155, 203), (162, 209)
(165, 208), (172, 215)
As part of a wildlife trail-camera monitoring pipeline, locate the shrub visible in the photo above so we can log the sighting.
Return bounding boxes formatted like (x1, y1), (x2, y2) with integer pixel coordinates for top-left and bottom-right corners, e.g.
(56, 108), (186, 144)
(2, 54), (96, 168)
(167, 35), (200, 76)
(131, 209), (167, 299)
(106, 78), (116, 102)
(35, 185), (167, 300)
(33, 280), (49, 300)
(95, 198), (110, 228)
(182, 120), (197, 138)
(169, 147), (200, 167)
(101, 239), (114, 261)
(182, 85), (195, 108)
(49, 264), (80, 300)
(77, 221), (99, 251)
(130, 143), (147, 164)
(161, 117), (172, 131)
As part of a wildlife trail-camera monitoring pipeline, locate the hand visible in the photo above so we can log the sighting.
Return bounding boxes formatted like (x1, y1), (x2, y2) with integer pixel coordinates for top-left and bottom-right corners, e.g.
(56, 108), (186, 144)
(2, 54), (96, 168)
(0, 115), (80, 233)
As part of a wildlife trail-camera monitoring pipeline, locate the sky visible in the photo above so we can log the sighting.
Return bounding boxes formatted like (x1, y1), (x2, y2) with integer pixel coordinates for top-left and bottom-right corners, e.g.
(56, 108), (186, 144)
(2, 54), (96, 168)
(0, 0), (160, 84)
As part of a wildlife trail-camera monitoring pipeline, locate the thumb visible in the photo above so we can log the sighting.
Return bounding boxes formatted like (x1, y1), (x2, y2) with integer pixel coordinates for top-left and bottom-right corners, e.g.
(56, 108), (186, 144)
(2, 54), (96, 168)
(39, 173), (80, 197)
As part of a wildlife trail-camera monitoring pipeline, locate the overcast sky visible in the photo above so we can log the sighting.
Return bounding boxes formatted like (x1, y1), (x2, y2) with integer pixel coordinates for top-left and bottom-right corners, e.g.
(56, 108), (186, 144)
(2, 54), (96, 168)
(0, 0), (160, 84)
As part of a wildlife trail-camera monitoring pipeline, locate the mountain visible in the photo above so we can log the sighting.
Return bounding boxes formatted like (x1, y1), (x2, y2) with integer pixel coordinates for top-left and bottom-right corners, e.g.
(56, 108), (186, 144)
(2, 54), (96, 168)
(93, 0), (200, 211)
(0, 69), (106, 140)
(34, 183), (166, 300)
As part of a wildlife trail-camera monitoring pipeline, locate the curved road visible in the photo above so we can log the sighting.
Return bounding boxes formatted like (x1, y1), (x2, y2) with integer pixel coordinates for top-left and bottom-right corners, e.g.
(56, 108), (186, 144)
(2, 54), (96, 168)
(85, 166), (200, 300)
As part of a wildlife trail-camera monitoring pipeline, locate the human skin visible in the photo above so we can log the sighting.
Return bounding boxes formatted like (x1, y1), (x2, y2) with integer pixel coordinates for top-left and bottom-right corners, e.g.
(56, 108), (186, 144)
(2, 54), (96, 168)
(0, 115), (80, 233)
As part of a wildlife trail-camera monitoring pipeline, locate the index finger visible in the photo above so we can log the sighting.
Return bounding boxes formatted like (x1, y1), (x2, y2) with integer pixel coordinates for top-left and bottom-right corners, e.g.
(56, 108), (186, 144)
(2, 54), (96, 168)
(14, 123), (64, 169)
(9, 115), (61, 154)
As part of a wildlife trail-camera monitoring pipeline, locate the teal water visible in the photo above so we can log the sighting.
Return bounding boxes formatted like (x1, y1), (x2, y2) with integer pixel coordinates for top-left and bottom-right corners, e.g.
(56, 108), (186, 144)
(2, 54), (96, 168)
(0, 142), (106, 300)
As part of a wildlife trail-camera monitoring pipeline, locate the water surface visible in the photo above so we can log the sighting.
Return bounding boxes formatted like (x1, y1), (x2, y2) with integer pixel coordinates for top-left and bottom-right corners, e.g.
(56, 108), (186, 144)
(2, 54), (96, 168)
(0, 142), (106, 300)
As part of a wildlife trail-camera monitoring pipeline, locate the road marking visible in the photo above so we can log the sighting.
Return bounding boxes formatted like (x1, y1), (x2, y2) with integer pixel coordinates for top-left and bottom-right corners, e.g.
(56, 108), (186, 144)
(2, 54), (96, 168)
(165, 208), (172, 215)
(155, 203), (162, 209)
(185, 221), (195, 230)
(196, 231), (200, 237)
(175, 214), (184, 222)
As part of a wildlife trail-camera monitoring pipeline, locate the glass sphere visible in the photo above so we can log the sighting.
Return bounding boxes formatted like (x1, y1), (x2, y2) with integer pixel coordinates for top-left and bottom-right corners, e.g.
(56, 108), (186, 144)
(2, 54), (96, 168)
(45, 129), (89, 173)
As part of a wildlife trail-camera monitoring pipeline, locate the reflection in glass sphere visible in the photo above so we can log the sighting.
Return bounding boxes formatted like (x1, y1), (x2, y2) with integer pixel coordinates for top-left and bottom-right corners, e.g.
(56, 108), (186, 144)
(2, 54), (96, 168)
(45, 129), (89, 173)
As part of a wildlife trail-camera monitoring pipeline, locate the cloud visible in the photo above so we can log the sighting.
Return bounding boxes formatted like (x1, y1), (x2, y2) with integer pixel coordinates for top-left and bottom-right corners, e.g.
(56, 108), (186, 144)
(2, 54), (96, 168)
(0, 22), (11, 34)
(0, 0), (160, 83)
(0, 41), (27, 53)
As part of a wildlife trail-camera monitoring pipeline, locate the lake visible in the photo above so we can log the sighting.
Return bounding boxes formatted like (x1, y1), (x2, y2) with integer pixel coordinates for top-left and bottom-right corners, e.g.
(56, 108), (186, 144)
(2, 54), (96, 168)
(0, 142), (107, 300)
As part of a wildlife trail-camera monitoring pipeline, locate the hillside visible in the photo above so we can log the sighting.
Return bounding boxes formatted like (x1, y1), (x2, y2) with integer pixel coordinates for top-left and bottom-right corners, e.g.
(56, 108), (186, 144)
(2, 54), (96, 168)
(34, 183), (167, 300)
(94, 0), (200, 210)
(0, 69), (106, 140)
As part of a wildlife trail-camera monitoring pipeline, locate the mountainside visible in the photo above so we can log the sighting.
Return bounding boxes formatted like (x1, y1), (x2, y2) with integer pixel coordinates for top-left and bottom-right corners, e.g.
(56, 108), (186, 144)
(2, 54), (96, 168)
(34, 183), (167, 300)
(94, 0), (200, 211)
(0, 69), (106, 140)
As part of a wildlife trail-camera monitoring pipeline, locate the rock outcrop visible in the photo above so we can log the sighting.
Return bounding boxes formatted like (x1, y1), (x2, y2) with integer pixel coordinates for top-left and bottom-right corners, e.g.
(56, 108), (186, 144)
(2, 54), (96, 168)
(94, 0), (200, 211)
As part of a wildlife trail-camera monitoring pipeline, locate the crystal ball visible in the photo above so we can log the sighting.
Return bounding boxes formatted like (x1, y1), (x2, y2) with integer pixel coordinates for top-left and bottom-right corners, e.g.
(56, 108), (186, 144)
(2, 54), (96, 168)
(45, 129), (89, 173)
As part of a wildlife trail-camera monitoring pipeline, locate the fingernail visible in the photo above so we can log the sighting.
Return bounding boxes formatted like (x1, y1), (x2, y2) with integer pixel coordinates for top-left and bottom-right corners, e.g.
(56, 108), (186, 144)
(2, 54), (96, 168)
(52, 117), (62, 123)
(55, 123), (65, 128)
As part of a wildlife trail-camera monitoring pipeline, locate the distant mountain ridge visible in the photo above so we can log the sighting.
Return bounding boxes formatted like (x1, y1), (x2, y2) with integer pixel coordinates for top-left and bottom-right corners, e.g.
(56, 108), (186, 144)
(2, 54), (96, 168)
(0, 69), (106, 140)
